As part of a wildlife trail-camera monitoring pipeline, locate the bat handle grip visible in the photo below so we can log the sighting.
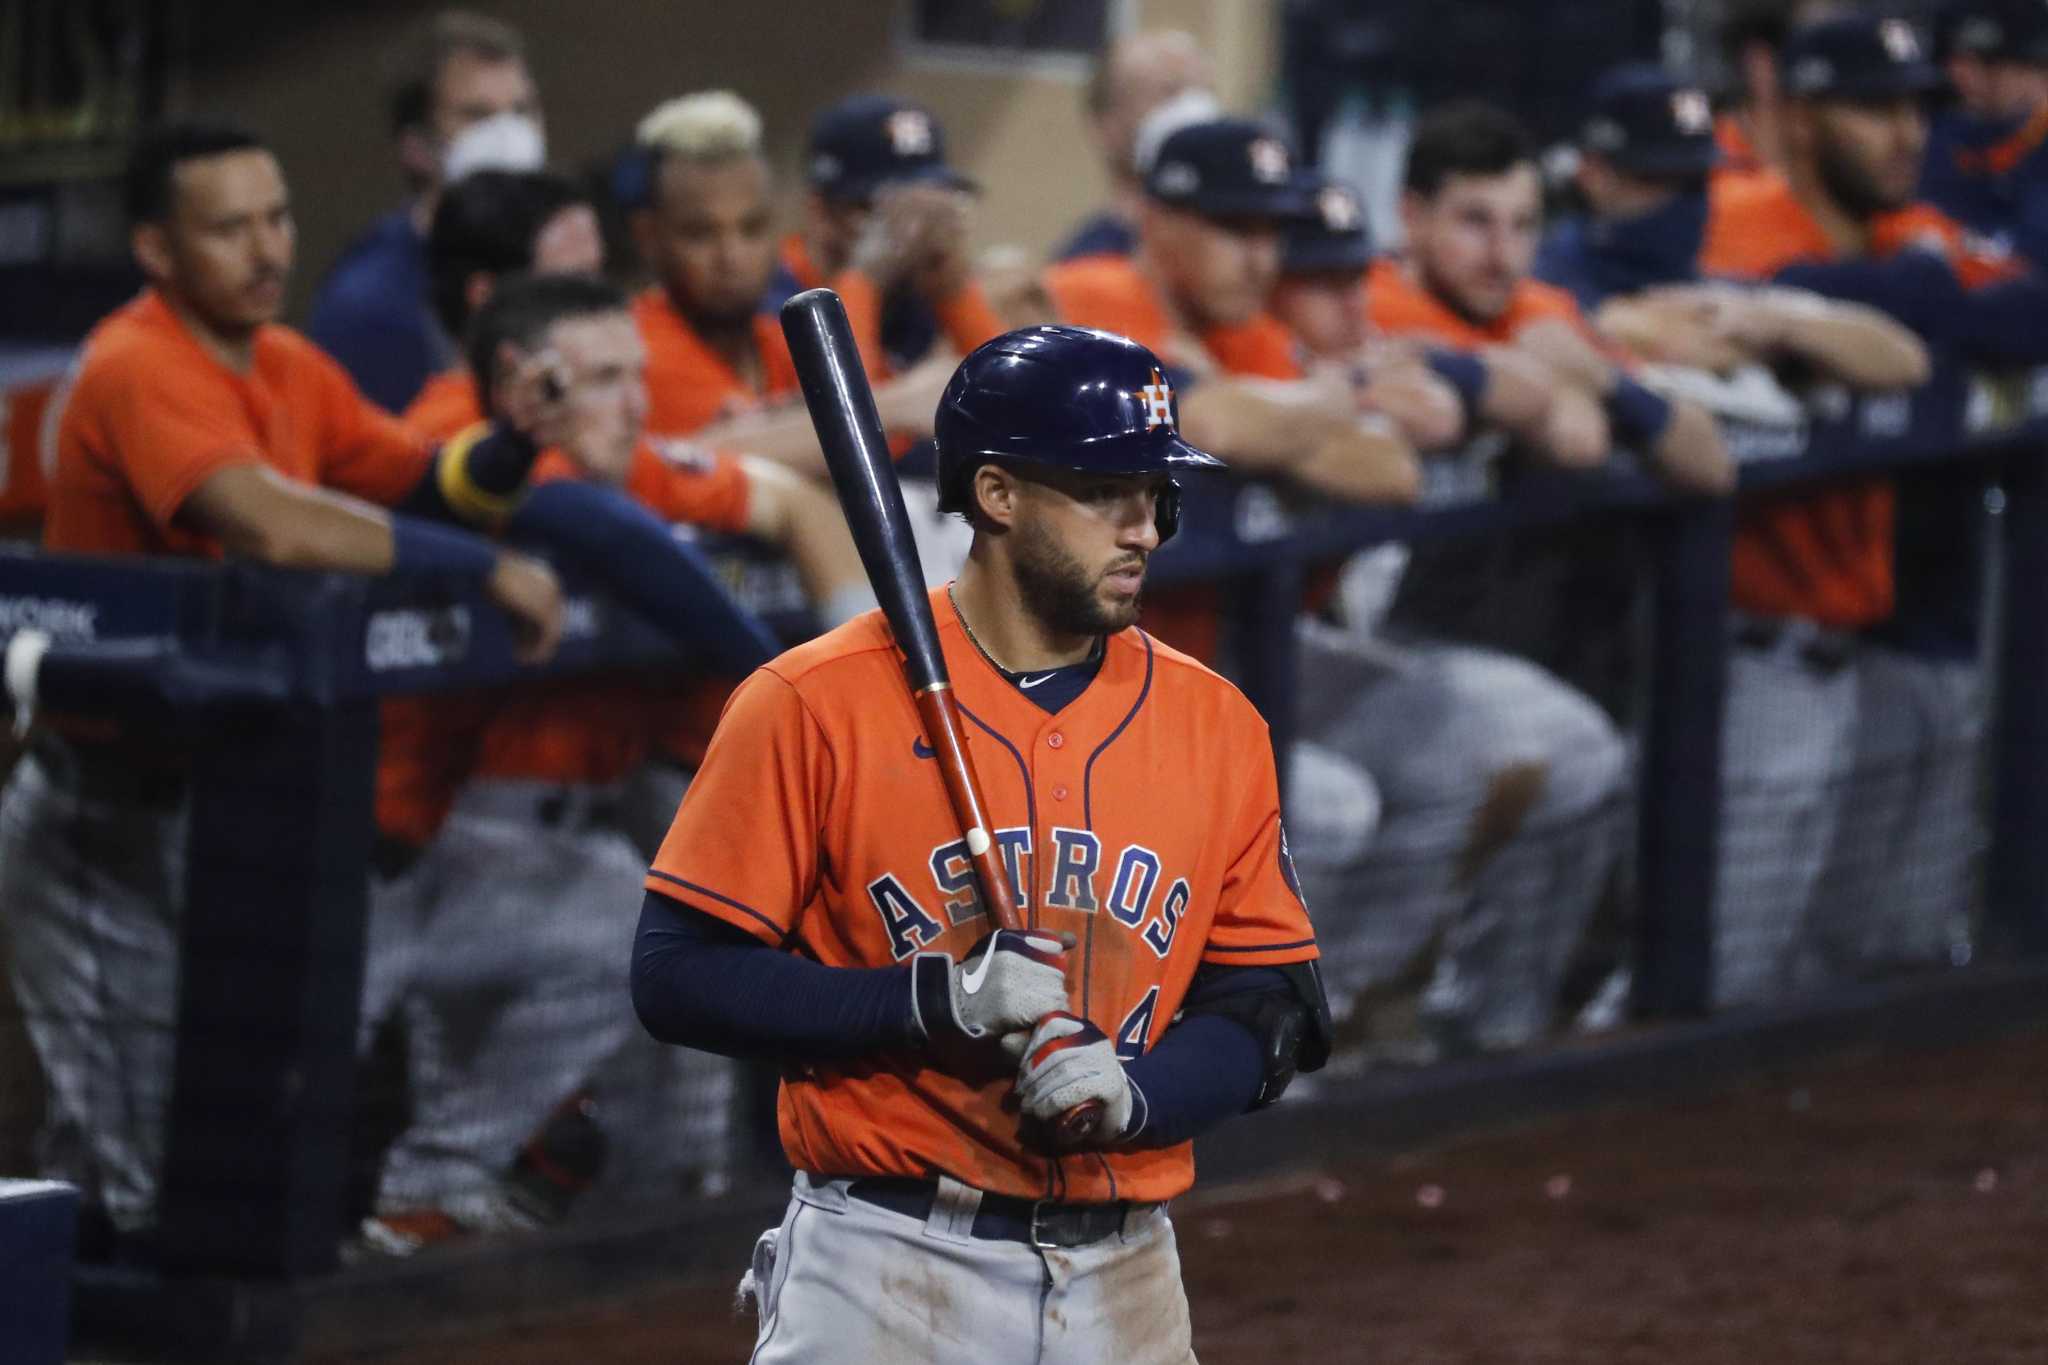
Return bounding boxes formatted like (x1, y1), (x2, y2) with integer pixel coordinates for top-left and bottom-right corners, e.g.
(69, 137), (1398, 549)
(1055, 1098), (1106, 1147)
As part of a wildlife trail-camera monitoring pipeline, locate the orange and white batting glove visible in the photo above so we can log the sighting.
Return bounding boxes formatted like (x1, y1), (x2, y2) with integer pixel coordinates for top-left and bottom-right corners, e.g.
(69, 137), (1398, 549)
(1014, 1011), (1141, 1147)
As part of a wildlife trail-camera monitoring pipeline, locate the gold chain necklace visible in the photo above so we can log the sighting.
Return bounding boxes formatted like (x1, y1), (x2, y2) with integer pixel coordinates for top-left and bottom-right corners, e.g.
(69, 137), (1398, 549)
(947, 583), (1019, 674)
(946, 584), (1103, 678)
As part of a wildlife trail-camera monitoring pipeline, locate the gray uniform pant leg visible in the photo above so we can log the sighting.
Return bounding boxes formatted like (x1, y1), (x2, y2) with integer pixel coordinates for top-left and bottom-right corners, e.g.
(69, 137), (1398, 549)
(1713, 642), (1859, 1008)
(1294, 624), (1628, 1051)
(373, 791), (733, 1211)
(1802, 649), (1982, 981)
(747, 1173), (1195, 1365)
(0, 752), (184, 1232)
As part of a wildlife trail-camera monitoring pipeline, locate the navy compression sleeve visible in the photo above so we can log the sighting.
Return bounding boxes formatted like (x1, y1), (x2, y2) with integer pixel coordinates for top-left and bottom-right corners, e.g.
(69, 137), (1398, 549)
(397, 423), (542, 525)
(505, 480), (778, 673)
(1118, 966), (1288, 1148)
(1765, 251), (2048, 366)
(631, 891), (921, 1060)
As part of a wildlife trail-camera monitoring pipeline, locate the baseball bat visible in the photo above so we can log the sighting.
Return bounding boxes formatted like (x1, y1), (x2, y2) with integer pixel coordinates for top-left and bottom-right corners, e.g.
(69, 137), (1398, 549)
(779, 287), (1102, 1146)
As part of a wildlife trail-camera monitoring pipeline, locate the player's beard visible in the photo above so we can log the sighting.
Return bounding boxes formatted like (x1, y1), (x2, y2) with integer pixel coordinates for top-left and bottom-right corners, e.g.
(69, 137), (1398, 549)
(1012, 516), (1142, 637)
(1814, 133), (1909, 220)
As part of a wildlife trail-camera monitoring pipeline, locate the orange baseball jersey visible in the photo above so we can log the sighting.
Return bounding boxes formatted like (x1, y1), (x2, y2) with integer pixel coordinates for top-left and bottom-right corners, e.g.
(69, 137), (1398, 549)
(1040, 256), (1302, 381)
(0, 370), (62, 529)
(398, 367), (480, 444)
(400, 365), (755, 533)
(470, 441), (749, 784)
(646, 588), (1317, 1204)
(634, 287), (801, 439)
(1701, 175), (2020, 627)
(1714, 113), (1767, 181)
(46, 289), (430, 557)
(384, 365), (753, 823)
(1364, 258), (1589, 348)
(779, 234), (1006, 376)
(1040, 255), (1300, 660)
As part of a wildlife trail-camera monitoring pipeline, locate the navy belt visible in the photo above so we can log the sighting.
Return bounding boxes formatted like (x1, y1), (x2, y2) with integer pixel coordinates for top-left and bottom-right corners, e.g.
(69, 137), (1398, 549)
(845, 1176), (1139, 1249)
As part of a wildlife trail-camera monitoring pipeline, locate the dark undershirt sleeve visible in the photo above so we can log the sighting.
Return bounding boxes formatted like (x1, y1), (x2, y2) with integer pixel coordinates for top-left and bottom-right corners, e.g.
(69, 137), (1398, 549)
(1119, 967), (1289, 1148)
(631, 891), (921, 1061)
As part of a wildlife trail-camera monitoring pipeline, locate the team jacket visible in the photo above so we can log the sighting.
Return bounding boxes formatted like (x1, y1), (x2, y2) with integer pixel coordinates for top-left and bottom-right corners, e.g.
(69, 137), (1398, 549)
(646, 588), (1319, 1204)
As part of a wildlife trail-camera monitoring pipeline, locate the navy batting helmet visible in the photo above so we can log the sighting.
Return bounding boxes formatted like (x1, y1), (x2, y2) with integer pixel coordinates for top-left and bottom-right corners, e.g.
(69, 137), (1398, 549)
(934, 325), (1224, 543)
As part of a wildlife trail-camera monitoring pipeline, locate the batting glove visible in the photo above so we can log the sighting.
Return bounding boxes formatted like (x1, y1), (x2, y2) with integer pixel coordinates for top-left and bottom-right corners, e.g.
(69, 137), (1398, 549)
(911, 929), (1071, 1046)
(1014, 1012), (1144, 1148)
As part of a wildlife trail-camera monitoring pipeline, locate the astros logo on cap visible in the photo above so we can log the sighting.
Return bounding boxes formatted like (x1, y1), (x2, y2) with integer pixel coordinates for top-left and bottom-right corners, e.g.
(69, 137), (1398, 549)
(1249, 137), (1291, 184)
(1317, 185), (1361, 231)
(1880, 18), (1921, 62)
(887, 109), (934, 156)
(1670, 89), (1712, 135)
(1137, 368), (1174, 429)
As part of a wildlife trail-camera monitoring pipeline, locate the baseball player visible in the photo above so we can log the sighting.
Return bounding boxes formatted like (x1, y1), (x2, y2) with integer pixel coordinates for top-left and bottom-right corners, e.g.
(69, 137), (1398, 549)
(0, 119), (564, 1241)
(633, 326), (1330, 1364)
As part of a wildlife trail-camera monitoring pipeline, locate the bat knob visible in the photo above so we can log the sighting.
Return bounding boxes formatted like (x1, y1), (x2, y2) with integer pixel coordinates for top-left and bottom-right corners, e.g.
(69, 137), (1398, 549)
(1055, 1098), (1107, 1148)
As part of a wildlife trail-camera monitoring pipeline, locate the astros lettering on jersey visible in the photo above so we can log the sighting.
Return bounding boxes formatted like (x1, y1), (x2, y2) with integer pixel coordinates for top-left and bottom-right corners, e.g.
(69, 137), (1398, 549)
(646, 587), (1317, 1204)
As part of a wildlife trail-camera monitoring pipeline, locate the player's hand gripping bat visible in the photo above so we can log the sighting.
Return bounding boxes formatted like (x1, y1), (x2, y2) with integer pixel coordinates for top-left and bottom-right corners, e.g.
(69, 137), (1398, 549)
(780, 287), (1104, 1148)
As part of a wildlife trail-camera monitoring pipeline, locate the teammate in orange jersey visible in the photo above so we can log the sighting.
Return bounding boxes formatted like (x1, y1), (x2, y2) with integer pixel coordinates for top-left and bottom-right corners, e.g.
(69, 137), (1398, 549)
(770, 95), (1005, 379)
(1272, 171), (1566, 456)
(1371, 101), (1734, 493)
(1713, 0), (1848, 180)
(0, 120), (565, 1241)
(1043, 115), (1443, 505)
(1254, 113), (1650, 1062)
(1697, 12), (2048, 1006)
(414, 167), (873, 627)
(361, 274), (793, 1253)
(627, 91), (953, 478)
(634, 328), (1330, 1364)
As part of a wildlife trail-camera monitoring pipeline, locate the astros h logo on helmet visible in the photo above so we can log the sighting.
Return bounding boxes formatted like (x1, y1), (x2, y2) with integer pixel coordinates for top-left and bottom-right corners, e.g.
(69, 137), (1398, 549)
(1136, 368), (1174, 429)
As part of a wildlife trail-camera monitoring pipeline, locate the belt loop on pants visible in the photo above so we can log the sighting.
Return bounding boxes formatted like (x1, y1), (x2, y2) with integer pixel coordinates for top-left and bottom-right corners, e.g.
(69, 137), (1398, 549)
(927, 1174), (982, 1243)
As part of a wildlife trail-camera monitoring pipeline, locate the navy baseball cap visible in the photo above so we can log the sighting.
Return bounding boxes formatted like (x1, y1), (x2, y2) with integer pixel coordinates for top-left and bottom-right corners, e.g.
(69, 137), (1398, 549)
(1144, 118), (1319, 221)
(1579, 64), (1722, 178)
(1936, 0), (2048, 64)
(807, 95), (978, 203)
(1781, 14), (1946, 101)
(1282, 174), (1372, 275)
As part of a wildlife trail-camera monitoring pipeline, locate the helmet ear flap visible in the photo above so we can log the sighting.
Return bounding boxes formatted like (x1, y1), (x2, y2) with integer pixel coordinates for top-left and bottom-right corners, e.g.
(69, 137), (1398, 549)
(1156, 478), (1183, 544)
(939, 455), (993, 520)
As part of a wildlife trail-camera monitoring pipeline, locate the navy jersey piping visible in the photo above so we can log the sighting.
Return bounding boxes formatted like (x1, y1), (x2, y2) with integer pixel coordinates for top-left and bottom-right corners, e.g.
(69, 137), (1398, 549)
(956, 699), (1036, 927)
(647, 870), (788, 945)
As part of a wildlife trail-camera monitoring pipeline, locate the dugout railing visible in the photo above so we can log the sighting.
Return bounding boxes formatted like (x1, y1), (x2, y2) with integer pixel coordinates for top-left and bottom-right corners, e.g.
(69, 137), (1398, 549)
(3, 369), (2047, 1355)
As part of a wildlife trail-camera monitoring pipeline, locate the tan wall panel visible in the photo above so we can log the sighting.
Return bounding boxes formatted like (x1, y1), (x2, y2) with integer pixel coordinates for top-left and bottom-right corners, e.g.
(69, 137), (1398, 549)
(177, 1), (1277, 325)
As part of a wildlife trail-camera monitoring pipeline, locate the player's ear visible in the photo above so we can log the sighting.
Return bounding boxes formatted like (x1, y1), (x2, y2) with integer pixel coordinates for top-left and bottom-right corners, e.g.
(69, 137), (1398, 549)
(465, 272), (496, 323)
(130, 221), (175, 284)
(396, 126), (440, 188)
(629, 206), (659, 267)
(1397, 189), (1427, 245)
(1782, 102), (1818, 160)
(972, 463), (1020, 532)
(488, 339), (529, 414)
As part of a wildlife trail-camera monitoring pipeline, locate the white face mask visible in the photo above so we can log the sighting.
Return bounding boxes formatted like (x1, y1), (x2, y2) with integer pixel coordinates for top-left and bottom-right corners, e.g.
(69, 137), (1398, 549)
(442, 111), (547, 182)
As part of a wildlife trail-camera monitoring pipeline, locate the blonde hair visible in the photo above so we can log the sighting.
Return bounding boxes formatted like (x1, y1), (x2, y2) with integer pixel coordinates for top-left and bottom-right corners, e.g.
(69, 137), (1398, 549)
(636, 90), (763, 160)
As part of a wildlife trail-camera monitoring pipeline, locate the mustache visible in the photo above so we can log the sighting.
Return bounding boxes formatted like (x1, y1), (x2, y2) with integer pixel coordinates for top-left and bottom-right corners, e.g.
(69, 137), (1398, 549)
(1106, 555), (1148, 575)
